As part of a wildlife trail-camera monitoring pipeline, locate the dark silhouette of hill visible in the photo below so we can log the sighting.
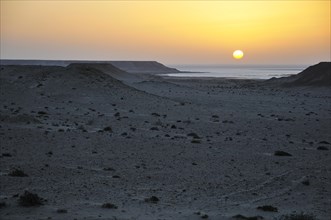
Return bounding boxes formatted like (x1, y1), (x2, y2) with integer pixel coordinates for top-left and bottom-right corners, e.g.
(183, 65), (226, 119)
(109, 61), (180, 73)
(266, 62), (331, 87)
(0, 59), (180, 74)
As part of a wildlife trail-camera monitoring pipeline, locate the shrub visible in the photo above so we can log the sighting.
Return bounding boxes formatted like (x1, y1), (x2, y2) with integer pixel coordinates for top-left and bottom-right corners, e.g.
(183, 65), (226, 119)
(232, 214), (264, 220)
(257, 205), (278, 212)
(144, 196), (159, 203)
(101, 203), (118, 209)
(8, 168), (28, 177)
(18, 191), (44, 207)
(0, 202), (6, 208)
(191, 139), (201, 144)
(57, 208), (68, 213)
(103, 126), (112, 132)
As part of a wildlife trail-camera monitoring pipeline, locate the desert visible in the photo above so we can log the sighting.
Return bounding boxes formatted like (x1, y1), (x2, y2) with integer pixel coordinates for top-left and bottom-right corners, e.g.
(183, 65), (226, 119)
(0, 61), (330, 220)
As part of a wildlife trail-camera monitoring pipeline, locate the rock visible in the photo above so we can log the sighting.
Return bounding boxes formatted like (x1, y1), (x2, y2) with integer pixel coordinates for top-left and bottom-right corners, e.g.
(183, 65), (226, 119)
(187, 132), (201, 139)
(279, 213), (317, 220)
(317, 146), (329, 151)
(274, 151), (292, 156)
(257, 205), (278, 212)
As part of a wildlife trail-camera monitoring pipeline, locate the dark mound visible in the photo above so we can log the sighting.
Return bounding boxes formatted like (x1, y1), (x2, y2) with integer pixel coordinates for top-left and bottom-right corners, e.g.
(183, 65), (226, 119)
(8, 168), (28, 177)
(0, 59), (180, 74)
(18, 191), (44, 206)
(101, 202), (118, 209)
(266, 62), (331, 87)
(288, 62), (331, 86)
(274, 150), (292, 156)
(110, 61), (180, 73)
(66, 62), (126, 76)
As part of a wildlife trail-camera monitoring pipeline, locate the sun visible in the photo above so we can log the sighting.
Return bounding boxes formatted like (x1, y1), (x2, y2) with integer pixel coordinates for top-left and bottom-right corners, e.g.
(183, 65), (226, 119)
(233, 50), (244, 59)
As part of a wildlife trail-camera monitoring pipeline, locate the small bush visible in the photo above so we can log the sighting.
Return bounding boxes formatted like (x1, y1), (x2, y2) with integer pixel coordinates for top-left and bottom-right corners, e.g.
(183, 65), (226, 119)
(103, 126), (112, 132)
(144, 196), (159, 204)
(57, 208), (68, 213)
(103, 167), (115, 171)
(301, 179), (310, 186)
(0, 202), (6, 208)
(201, 214), (209, 219)
(232, 214), (264, 220)
(101, 203), (118, 209)
(18, 191), (44, 207)
(191, 139), (201, 144)
(257, 205), (278, 212)
(8, 168), (28, 177)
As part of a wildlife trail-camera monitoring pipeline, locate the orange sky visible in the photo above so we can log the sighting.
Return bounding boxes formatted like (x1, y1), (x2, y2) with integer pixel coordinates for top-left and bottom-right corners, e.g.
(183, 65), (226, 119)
(1, 1), (330, 65)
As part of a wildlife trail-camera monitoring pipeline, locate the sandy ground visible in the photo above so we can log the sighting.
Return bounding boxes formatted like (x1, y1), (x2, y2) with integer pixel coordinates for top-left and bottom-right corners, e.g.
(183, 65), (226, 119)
(0, 64), (330, 220)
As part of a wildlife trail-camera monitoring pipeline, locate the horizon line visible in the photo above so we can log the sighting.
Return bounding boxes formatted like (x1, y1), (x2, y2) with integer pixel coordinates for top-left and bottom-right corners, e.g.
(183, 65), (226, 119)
(0, 58), (321, 67)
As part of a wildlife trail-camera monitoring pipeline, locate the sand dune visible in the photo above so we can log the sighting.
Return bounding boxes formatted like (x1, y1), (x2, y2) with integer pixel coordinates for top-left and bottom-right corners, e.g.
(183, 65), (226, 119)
(0, 63), (330, 220)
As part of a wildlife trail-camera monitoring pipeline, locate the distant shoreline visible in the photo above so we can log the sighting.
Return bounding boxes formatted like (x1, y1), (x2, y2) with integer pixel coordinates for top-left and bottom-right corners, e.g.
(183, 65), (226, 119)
(0, 59), (307, 80)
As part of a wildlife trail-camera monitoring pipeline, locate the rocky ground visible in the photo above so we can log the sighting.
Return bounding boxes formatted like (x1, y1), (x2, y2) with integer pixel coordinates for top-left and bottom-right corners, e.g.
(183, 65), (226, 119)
(0, 63), (330, 220)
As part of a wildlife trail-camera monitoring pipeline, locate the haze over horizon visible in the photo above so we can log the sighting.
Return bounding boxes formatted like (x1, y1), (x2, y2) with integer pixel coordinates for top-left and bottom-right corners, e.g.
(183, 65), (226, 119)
(1, 1), (330, 65)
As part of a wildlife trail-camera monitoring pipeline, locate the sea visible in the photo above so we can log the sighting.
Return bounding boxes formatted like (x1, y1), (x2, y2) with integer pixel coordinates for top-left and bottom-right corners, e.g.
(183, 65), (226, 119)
(166, 64), (307, 80)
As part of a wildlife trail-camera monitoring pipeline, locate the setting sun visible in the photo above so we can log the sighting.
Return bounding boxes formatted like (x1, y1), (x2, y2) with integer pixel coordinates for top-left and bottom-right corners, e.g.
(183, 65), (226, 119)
(233, 50), (244, 60)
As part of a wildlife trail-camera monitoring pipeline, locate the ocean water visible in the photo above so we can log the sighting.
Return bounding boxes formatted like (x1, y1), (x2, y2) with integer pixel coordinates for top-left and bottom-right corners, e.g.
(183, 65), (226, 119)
(166, 64), (307, 79)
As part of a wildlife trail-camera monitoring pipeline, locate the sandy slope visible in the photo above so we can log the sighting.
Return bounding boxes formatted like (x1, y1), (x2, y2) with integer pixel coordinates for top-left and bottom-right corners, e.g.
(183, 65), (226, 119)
(0, 64), (330, 220)
(265, 62), (331, 87)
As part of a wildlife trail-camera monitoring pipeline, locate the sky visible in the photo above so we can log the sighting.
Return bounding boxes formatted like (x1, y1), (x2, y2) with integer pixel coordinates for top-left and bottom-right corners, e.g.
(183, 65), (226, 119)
(1, 1), (330, 65)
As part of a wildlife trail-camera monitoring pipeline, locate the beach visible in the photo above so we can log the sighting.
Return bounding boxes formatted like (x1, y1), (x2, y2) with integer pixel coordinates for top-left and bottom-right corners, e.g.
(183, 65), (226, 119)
(0, 62), (330, 220)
